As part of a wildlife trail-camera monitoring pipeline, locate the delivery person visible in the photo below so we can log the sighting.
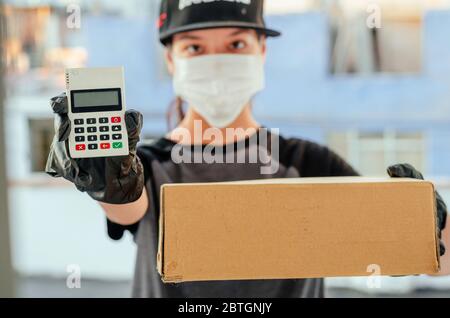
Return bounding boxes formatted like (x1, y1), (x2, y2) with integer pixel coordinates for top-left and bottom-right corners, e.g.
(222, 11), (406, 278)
(46, 0), (447, 298)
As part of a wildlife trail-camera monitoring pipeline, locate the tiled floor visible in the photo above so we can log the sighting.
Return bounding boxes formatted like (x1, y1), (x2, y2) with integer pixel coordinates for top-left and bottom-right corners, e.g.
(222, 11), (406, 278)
(14, 276), (450, 298)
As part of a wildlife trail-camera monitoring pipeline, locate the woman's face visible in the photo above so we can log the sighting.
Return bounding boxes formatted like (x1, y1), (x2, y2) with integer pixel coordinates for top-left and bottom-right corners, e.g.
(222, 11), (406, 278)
(165, 27), (266, 74)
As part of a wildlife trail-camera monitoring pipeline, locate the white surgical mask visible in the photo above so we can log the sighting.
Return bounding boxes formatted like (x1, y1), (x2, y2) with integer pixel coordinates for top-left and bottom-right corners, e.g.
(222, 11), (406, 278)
(173, 54), (265, 128)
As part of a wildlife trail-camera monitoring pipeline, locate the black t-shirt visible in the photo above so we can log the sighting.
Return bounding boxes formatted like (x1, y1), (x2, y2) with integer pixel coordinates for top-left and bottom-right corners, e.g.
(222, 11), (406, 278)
(107, 130), (359, 298)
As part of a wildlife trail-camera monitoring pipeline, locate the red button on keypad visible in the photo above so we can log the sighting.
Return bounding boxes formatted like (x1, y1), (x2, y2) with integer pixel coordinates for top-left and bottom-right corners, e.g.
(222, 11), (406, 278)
(100, 143), (111, 150)
(111, 117), (121, 124)
(76, 144), (86, 151)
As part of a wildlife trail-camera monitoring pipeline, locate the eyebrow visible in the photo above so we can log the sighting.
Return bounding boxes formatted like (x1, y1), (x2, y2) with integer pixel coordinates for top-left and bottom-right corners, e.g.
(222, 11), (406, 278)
(229, 29), (253, 36)
(177, 34), (202, 41)
(177, 29), (253, 41)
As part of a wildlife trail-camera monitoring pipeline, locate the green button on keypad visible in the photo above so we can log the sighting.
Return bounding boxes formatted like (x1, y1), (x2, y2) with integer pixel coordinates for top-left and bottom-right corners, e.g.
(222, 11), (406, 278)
(112, 142), (123, 149)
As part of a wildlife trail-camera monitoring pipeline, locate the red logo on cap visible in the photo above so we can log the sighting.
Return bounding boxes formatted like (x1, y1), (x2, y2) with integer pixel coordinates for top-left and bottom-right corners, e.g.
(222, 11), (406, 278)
(158, 12), (167, 29)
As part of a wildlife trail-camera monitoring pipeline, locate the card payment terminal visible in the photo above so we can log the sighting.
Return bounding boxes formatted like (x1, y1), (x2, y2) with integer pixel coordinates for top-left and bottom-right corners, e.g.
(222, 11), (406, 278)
(65, 67), (129, 159)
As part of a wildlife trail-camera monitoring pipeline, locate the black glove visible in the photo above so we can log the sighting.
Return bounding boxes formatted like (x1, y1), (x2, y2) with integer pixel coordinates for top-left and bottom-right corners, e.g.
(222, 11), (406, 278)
(45, 93), (145, 205)
(387, 163), (447, 256)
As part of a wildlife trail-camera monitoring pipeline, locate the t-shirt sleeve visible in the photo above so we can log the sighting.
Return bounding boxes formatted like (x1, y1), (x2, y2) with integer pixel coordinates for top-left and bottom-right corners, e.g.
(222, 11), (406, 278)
(322, 144), (360, 177)
(105, 146), (153, 241)
(288, 138), (360, 177)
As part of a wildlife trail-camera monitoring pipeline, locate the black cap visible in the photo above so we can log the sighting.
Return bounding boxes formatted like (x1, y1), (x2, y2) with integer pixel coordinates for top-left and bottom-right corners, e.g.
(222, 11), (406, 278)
(158, 0), (281, 45)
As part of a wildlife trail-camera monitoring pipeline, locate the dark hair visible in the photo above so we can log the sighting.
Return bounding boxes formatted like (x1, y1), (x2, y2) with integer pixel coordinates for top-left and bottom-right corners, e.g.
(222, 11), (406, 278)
(166, 96), (185, 131)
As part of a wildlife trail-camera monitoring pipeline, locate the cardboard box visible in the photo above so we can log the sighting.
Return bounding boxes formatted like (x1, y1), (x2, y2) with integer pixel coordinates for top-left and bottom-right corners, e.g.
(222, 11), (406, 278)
(157, 177), (440, 283)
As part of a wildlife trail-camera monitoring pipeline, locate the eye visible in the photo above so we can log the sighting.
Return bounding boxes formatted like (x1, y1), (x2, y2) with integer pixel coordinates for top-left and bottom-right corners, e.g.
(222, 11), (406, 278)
(230, 40), (246, 50)
(186, 44), (202, 55)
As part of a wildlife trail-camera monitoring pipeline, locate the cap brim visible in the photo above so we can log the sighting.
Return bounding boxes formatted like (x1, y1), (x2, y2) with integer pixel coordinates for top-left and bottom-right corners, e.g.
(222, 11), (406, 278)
(160, 21), (281, 44)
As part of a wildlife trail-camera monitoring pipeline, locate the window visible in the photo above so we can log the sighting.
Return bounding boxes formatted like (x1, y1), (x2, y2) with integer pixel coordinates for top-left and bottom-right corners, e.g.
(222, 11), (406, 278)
(328, 130), (426, 176)
(29, 118), (54, 173)
(329, 8), (422, 74)
(376, 18), (422, 73)
(3, 5), (87, 96)
(3, 6), (52, 72)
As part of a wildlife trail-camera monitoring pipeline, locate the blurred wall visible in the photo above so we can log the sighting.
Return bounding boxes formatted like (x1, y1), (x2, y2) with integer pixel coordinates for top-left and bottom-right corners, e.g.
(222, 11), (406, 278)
(0, 0), (15, 297)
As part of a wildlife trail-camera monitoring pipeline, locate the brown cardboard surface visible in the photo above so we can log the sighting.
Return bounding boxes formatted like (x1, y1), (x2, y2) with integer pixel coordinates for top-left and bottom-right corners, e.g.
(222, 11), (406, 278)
(157, 177), (440, 283)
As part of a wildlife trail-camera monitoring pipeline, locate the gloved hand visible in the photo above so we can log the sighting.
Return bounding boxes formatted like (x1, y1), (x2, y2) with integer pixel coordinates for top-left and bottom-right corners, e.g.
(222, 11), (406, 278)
(45, 93), (145, 205)
(387, 163), (447, 256)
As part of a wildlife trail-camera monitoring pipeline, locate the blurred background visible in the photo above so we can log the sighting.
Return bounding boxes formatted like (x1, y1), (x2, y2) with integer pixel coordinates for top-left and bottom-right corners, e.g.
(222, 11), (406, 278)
(1, 0), (450, 298)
